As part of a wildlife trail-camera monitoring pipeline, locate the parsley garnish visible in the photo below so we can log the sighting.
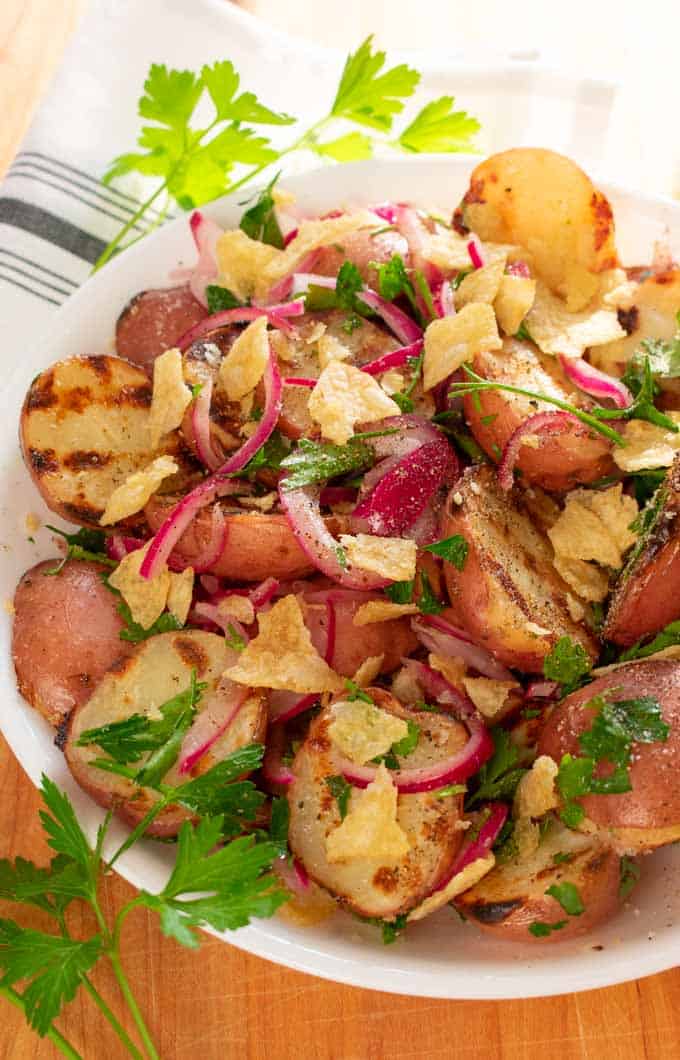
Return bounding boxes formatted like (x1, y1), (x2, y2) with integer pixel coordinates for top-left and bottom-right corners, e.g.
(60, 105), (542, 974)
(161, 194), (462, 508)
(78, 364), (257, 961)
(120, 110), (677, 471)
(619, 618), (680, 662)
(239, 175), (284, 247)
(205, 284), (243, 312)
(619, 856), (641, 899)
(344, 679), (374, 704)
(391, 720), (420, 757)
(325, 775), (352, 820)
(552, 851), (573, 866)
(435, 783), (466, 798)
(225, 623), (247, 652)
(359, 912), (408, 945)
(239, 429), (290, 476)
(268, 797), (290, 857)
(280, 437), (374, 491)
(117, 597), (184, 643)
(385, 579), (414, 604)
(416, 570), (445, 615)
(514, 321), (533, 342)
(528, 920), (567, 938)
(397, 95), (479, 153)
(466, 728), (527, 809)
(545, 882), (584, 917)
(45, 526), (115, 575)
(543, 636), (592, 695)
(424, 534), (469, 570)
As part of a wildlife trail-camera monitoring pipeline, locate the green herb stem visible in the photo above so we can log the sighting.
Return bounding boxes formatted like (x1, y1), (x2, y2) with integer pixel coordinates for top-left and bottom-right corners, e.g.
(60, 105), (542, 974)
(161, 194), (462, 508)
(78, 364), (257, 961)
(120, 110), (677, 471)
(92, 184), (167, 272)
(106, 800), (170, 872)
(0, 985), (83, 1060)
(106, 950), (160, 1060)
(81, 976), (145, 1060)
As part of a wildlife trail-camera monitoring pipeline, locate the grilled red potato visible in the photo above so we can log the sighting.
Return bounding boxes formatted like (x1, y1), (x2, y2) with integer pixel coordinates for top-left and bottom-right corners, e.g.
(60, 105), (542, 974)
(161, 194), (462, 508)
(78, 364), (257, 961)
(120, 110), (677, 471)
(455, 819), (622, 942)
(538, 659), (680, 853)
(20, 355), (195, 527)
(65, 631), (265, 836)
(604, 458), (680, 646)
(441, 466), (598, 672)
(116, 284), (206, 370)
(313, 228), (409, 288)
(12, 559), (132, 728)
(287, 688), (467, 919)
(301, 590), (418, 676)
(464, 339), (615, 492)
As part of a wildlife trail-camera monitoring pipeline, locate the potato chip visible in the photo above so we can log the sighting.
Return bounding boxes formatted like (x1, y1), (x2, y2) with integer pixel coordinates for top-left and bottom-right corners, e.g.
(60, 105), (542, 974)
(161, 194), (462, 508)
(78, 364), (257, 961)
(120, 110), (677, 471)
(108, 543), (170, 630)
(352, 654), (384, 687)
(513, 817), (540, 860)
(454, 255), (506, 309)
(148, 348), (192, 449)
(166, 567), (194, 625)
(423, 303), (501, 391)
(553, 554), (610, 602)
(325, 764), (410, 863)
(494, 274), (536, 336)
(309, 361), (399, 445)
(420, 229), (473, 272)
(379, 370), (405, 396)
(548, 485), (637, 569)
(461, 676), (519, 721)
(407, 855), (495, 922)
(216, 229), (280, 302)
(339, 533), (417, 582)
(217, 316), (269, 401)
(428, 652), (467, 690)
(514, 755), (558, 820)
(574, 484), (638, 555)
(613, 415), (680, 472)
(352, 600), (419, 626)
(269, 328), (298, 363)
(99, 455), (178, 526)
(317, 332), (351, 369)
(225, 594), (343, 692)
(526, 280), (624, 358)
(328, 700), (408, 764)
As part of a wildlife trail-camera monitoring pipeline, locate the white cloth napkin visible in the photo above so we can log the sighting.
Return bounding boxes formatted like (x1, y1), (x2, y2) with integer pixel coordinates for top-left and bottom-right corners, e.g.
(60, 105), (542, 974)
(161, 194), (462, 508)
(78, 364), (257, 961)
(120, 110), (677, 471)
(0, 0), (616, 350)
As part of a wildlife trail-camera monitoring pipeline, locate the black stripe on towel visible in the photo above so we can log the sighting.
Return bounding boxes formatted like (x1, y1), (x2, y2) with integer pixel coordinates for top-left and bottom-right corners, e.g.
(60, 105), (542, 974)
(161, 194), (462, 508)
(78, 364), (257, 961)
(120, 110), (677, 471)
(0, 247), (78, 287)
(0, 267), (61, 306)
(0, 198), (107, 264)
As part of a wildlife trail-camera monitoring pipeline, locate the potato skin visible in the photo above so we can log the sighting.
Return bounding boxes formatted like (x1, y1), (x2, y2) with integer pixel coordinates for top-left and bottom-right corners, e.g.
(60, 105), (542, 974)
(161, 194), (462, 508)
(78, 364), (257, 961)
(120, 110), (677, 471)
(538, 660), (680, 852)
(464, 340), (614, 491)
(116, 285), (206, 370)
(287, 688), (467, 919)
(145, 494), (316, 582)
(12, 559), (133, 728)
(455, 821), (622, 942)
(604, 457), (680, 646)
(313, 229), (409, 288)
(301, 592), (418, 676)
(441, 466), (598, 672)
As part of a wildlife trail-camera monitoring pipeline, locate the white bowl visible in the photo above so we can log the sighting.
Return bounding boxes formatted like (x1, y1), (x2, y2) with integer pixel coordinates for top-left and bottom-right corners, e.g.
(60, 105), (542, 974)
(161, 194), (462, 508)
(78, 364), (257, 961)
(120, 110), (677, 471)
(2, 155), (679, 999)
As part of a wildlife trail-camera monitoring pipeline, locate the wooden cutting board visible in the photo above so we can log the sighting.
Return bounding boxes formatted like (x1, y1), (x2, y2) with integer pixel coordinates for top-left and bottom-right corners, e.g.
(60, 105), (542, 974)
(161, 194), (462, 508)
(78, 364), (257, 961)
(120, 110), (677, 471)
(1, 3), (679, 1057)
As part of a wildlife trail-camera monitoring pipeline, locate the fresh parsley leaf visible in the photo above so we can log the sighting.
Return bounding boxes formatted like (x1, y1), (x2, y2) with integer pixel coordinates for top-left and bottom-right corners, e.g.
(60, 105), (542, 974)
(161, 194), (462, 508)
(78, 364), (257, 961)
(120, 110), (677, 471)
(625, 320), (680, 384)
(239, 176), (285, 248)
(344, 679), (374, 704)
(336, 260), (367, 315)
(200, 61), (294, 126)
(205, 284), (243, 312)
(619, 855), (641, 899)
(140, 820), (287, 946)
(397, 96), (479, 153)
(376, 253), (417, 305)
(304, 284), (339, 312)
(545, 882), (584, 916)
(44, 525), (115, 575)
(614, 356), (679, 433)
(391, 719), (420, 758)
(416, 569), (445, 615)
(240, 429), (290, 476)
(514, 321), (533, 342)
(619, 618), (680, 662)
(424, 534), (468, 570)
(312, 131), (373, 162)
(280, 437), (374, 491)
(466, 728), (526, 808)
(269, 797), (290, 857)
(543, 636), (592, 694)
(38, 776), (93, 879)
(435, 783), (466, 798)
(359, 911), (408, 944)
(0, 857), (71, 916)
(552, 852), (574, 866)
(191, 382), (204, 399)
(0, 920), (102, 1036)
(631, 468), (667, 507)
(330, 36), (419, 132)
(225, 623), (247, 652)
(528, 919), (567, 938)
(325, 775), (352, 820)
(113, 594), (183, 643)
(385, 579), (414, 604)
(175, 747), (266, 835)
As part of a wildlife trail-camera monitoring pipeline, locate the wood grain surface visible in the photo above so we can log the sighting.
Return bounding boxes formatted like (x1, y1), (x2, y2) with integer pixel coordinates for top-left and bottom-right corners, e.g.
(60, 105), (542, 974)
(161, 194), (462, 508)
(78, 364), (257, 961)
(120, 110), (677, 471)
(1, 2), (679, 1058)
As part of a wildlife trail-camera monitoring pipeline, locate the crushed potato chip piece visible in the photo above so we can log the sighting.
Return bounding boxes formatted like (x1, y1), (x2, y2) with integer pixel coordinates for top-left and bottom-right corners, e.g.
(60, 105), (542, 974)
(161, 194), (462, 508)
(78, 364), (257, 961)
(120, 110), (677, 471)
(613, 414), (680, 472)
(563, 262), (600, 312)
(148, 348), (192, 449)
(108, 543), (170, 630)
(525, 621), (551, 636)
(269, 329), (297, 363)
(353, 600), (419, 626)
(166, 567), (194, 625)
(217, 316), (269, 401)
(421, 229), (473, 272)
(380, 369), (405, 396)
(237, 492), (277, 512)
(326, 764), (410, 863)
(217, 594), (255, 626)
(317, 332), (351, 369)
(226, 594), (343, 692)
(428, 653), (467, 690)
(514, 755), (559, 820)
(603, 279), (638, 310)
(526, 281), (625, 358)
(216, 230), (280, 302)
(454, 255), (506, 309)
(408, 855), (495, 922)
(423, 303), (502, 391)
(514, 816), (540, 860)
(352, 654), (384, 687)
(566, 592), (586, 623)
(309, 361), (399, 445)
(462, 676), (519, 721)
(328, 700), (408, 764)
(494, 274), (537, 336)
(339, 533), (417, 582)
(553, 554), (610, 602)
(100, 455), (178, 526)
(548, 484), (637, 569)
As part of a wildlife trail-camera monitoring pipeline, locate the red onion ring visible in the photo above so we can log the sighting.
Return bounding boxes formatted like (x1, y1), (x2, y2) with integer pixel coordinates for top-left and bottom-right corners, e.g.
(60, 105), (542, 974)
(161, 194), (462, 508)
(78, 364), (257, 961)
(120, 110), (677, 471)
(268, 691), (319, 723)
(434, 280), (456, 318)
(506, 260), (531, 279)
(106, 535), (145, 562)
(283, 377), (317, 387)
(360, 338), (423, 377)
(248, 577), (280, 610)
(177, 676), (248, 775)
(319, 486), (358, 506)
(413, 615), (515, 682)
(371, 202), (400, 224)
(430, 801), (508, 895)
(191, 378), (224, 471)
(497, 410), (583, 491)
(186, 210), (222, 308)
(285, 271), (423, 345)
(558, 355), (633, 410)
(467, 237), (485, 270)
(141, 352), (282, 580)
(262, 723), (295, 786)
(267, 248), (322, 302)
(525, 679), (560, 699)
(176, 299), (305, 352)
(168, 503), (227, 574)
(400, 657), (477, 720)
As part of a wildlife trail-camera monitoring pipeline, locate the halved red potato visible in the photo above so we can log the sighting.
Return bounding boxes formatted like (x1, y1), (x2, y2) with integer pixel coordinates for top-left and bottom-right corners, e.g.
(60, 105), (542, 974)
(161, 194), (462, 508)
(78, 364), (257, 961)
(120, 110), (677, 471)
(604, 457), (680, 646)
(12, 559), (133, 729)
(116, 284), (206, 370)
(537, 659), (680, 852)
(145, 493), (317, 582)
(20, 355), (197, 527)
(455, 148), (618, 304)
(180, 328), (243, 459)
(301, 589), (418, 676)
(287, 688), (467, 919)
(464, 339), (615, 491)
(313, 228), (410, 288)
(441, 466), (598, 672)
(65, 630), (265, 836)
(455, 819), (622, 942)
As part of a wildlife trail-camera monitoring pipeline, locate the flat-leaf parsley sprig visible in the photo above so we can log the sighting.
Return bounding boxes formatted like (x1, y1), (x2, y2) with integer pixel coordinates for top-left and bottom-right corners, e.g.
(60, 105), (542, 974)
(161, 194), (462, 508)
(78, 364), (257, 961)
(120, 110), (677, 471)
(96, 36), (480, 270)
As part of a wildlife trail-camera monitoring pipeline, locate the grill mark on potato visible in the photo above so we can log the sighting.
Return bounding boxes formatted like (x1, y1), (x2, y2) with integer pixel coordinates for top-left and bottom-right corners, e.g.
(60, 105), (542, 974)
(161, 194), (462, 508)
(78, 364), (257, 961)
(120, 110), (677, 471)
(26, 378), (57, 411)
(590, 191), (615, 254)
(86, 356), (113, 382)
(115, 384), (152, 408)
(63, 450), (113, 471)
(108, 653), (137, 677)
(29, 448), (59, 474)
(60, 386), (93, 415)
(372, 866), (399, 893)
(54, 711), (72, 752)
(174, 636), (210, 674)
(61, 500), (103, 523)
(467, 899), (521, 924)
(617, 306), (639, 335)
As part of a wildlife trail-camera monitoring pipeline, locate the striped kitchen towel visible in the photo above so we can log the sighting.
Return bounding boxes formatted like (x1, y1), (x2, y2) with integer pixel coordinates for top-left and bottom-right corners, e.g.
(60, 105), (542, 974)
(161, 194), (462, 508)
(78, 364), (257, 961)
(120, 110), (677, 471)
(0, 0), (616, 347)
